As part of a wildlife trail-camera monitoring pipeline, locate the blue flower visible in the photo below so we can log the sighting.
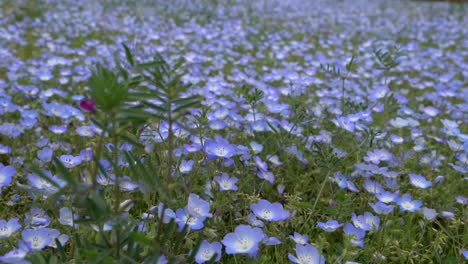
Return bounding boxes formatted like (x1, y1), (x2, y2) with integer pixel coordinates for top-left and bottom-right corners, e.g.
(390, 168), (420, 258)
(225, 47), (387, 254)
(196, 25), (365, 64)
(317, 219), (343, 232)
(204, 136), (236, 159)
(221, 224), (265, 256)
(369, 202), (395, 215)
(37, 147), (53, 162)
(344, 223), (366, 248)
(376, 190), (399, 204)
(0, 248), (29, 264)
(289, 232), (309, 245)
(398, 194), (422, 212)
(214, 173), (238, 191)
(60, 155), (83, 168)
(422, 207), (437, 221)
(288, 243), (325, 264)
(179, 159), (194, 174)
(0, 164), (15, 193)
(194, 240), (222, 263)
(408, 173), (432, 189)
(187, 193), (213, 218)
(175, 208), (206, 231)
(59, 207), (78, 228)
(351, 213), (372, 231)
(0, 218), (22, 238)
(21, 228), (55, 251)
(462, 250), (468, 260)
(251, 199), (290, 222)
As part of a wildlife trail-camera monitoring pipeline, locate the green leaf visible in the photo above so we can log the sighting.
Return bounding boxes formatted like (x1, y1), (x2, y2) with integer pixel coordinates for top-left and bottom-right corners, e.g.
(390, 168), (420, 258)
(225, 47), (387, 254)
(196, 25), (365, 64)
(122, 43), (134, 66)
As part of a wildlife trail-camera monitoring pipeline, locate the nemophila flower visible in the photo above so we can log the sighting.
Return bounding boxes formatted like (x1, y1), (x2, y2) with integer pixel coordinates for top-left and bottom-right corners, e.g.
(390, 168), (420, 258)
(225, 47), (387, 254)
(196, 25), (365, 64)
(0, 164), (15, 193)
(24, 207), (51, 228)
(251, 199), (290, 222)
(0, 123), (23, 138)
(60, 154), (82, 168)
(59, 207), (78, 228)
(289, 232), (309, 245)
(369, 202), (395, 215)
(79, 148), (93, 162)
(255, 169), (274, 183)
(441, 211), (455, 220)
(76, 126), (95, 137)
(48, 234), (69, 248)
(0, 144), (12, 154)
(221, 224), (265, 256)
(351, 213), (372, 231)
(456, 196), (468, 205)
(317, 219), (343, 232)
(422, 207), (437, 221)
(0, 248), (28, 264)
(364, 149), (393, 164)
(119, 176), (140, 192)
(204, 136), (236, 159)
(37, 147), (53, 162)
(398, 194), (422, 212)
(267, 155), (283, 166)
(389, 134), (404, 144)
(254, 156), (269, 171)
(408, 173), (432, 189)
(214, 173), (238, 191)
(362, 180), (384, 194)
(344, 223), (366, 248)
(151, 203), (176, 224)
(250, 141), (263, 153)
(21, 228), (54, 251)
(376, 190), (399, 204)
(49, 125), (67, 134)
(363, 212), (380, 231)
(79, 97), (96, 113)
(0, 218), (21, 238)
(288, 243), (325, 264)
(187, 193), (212, 218)
(184, 142), (202, 153)
(462, 250), (468, 260)
(193, 240), (222, 263)
(263, 236), (282, 246)
(179, 159), (194, 174)
(175, 208), (206, 231)
(247, 213), (265, 228)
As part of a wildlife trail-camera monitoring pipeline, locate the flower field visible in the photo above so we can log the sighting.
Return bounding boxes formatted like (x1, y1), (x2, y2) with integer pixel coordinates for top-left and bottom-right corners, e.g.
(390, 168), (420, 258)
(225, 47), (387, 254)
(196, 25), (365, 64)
(0, 0), (467, 263)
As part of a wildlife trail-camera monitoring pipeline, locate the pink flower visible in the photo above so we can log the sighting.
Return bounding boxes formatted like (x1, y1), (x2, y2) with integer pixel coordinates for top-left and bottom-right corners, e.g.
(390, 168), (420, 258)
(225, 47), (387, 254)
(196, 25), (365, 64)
(79, 98), (96, 113)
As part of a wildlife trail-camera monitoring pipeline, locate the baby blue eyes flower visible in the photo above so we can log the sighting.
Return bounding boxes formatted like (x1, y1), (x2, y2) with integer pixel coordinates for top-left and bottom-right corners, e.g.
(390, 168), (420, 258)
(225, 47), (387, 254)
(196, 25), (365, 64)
(364, 149), (393, 165)
(289, 232), (309, 245)
(398, 194), (423, 212)
(0, 248), (28, 264)
(0, 218), (22, 238)
(462, 250), (468, 260)
(204, 137), (236, 159)
(214, 173), (238, 191)
(179, 159), (194, 174)
(175, 208), (206, 231)
(21, 228), (55, 251)
(288, 243), (325, 264)
(344, 223), (366, 248)
(187, 193), (213, 218)
(249, 141), (263, 154)
(0, 164), (15, 193)
(251, 199), (290, 222)
(422, 207), (437, 221)
(316, 220), (343, 232)
(408, 173), (432, 189)
(369, 202), (395, 215)
(59, 207), (78, 228)
(60, 155), (83, 168)
(37, 147), (53, 162)
(194, 240), (222, 263)
(221, 224), (265, 256)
